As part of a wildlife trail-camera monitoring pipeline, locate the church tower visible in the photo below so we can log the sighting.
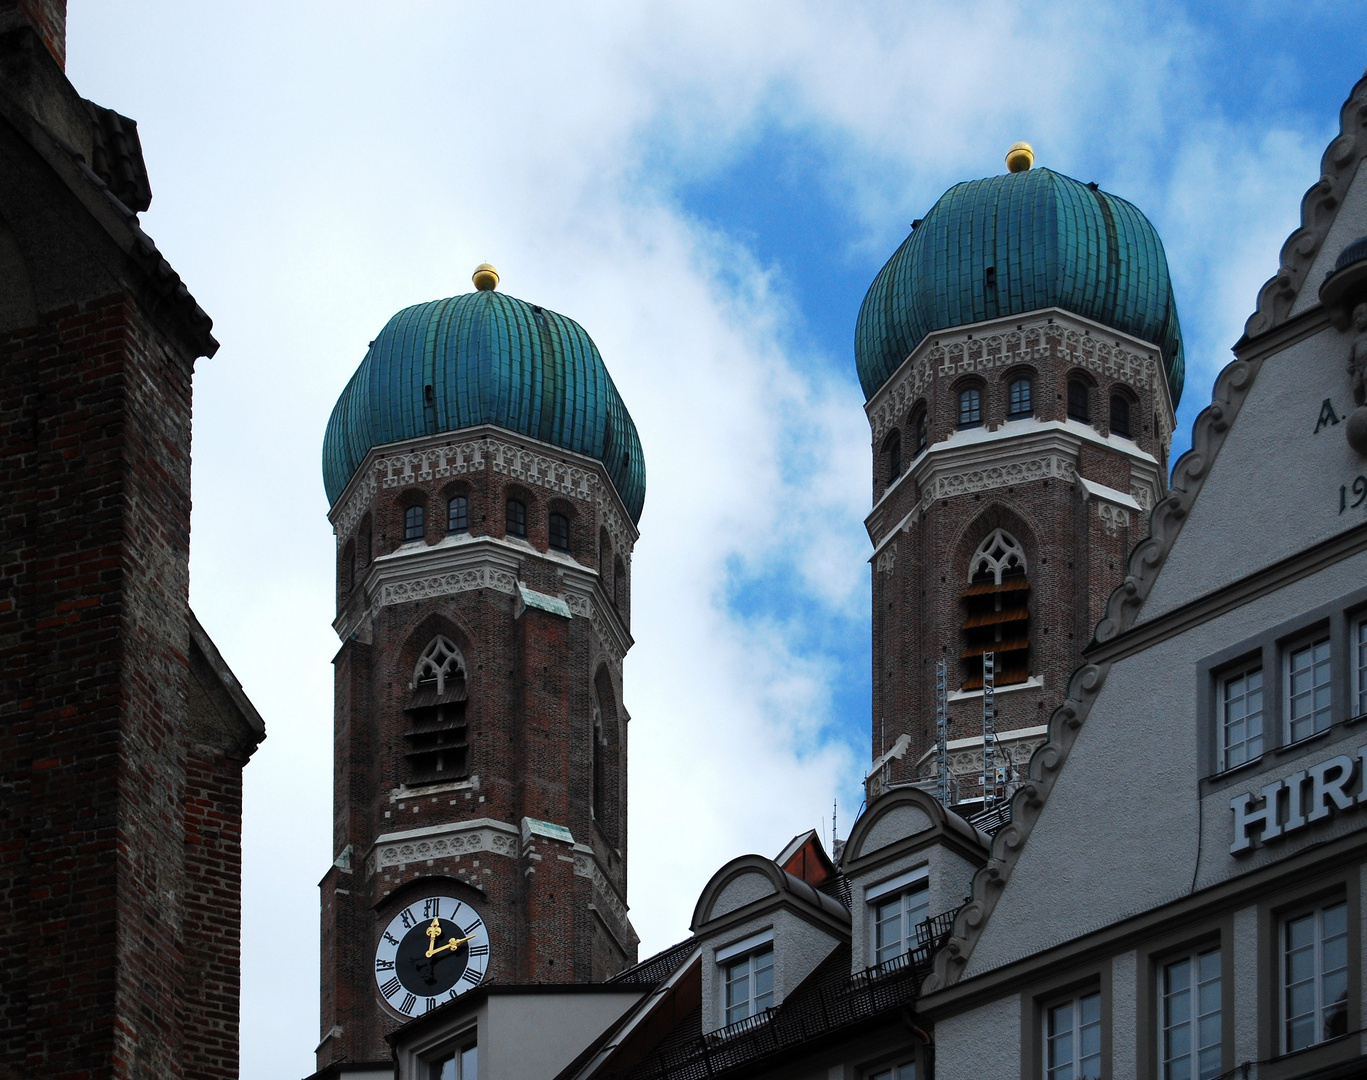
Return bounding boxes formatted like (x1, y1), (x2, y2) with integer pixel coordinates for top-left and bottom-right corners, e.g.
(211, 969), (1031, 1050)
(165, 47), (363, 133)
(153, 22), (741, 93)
(857, 145), (1184, 807)
(315, 266), (645, 1074)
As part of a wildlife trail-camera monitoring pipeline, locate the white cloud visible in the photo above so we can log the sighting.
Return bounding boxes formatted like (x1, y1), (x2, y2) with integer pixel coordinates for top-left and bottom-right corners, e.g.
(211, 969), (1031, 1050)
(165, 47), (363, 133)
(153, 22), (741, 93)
(63, 3), (1339, 1076)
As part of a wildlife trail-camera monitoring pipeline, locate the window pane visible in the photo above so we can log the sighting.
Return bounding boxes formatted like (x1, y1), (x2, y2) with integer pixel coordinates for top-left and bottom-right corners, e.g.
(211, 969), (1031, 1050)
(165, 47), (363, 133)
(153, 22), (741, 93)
(1046, 1000), (1074, 1080)
(876, 896), (903, 964)
(904, 886), (929, 941)
(447, 496), (468, 533)
(959, 388), (981, 426)
(1110, 394), (1131, 437)
(1067, 379), (1089, 421)
(1222, 668), (1262, 768)
(752, 949), (774, 1011)
(550, 512), (570, 551)
(506, 499), (527, 538)
(1287, 638), (1332, 741)
(1009, 378), (1032, 416)
(1356, 619), (1367, 717)
(431, 1055), (455, 1080)
(405, 505), (425, 541)
(460, 1045), (477, 1080)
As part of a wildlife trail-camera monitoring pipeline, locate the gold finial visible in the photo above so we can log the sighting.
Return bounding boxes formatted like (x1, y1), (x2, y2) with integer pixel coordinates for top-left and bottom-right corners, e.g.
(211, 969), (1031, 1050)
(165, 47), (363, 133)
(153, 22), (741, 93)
(473, 263), (500, 291)
(1005, 142), (1034, 173)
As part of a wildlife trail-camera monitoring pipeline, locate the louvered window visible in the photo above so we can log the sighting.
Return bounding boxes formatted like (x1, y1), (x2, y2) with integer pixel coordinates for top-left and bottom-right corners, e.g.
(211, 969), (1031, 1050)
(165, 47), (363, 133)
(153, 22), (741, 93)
(960, 529), (1030, 690)
(405, 636), (469, 784)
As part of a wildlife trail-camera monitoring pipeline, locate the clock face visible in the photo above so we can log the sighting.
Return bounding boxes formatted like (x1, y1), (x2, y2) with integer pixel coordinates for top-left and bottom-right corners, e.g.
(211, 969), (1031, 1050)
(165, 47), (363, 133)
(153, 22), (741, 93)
(374, 896), (491, 1017)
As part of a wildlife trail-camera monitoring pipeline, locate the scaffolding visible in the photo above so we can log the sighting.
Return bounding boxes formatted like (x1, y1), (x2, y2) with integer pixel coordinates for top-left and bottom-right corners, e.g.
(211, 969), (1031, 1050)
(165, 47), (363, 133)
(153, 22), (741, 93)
(981, 650), (996, 811)
(935, 658), (948, 805)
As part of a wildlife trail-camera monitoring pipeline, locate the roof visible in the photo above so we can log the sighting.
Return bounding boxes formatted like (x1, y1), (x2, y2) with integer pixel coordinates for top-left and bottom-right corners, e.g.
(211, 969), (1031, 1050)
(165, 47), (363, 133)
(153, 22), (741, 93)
(854, 167), (1184, 404)
(321, 289), (646, 520)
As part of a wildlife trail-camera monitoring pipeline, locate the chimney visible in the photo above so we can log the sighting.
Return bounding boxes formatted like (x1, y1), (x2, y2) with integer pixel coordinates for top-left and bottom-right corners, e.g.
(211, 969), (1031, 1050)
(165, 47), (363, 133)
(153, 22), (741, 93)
(0, 0), (66, 68)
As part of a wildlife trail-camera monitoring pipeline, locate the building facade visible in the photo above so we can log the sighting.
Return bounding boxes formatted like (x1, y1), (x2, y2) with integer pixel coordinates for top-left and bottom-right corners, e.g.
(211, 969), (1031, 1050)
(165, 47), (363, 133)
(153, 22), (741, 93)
(856, 151), (1183, 806)
(0, 3), (266, 1078)
(314, 271), (647, 1076)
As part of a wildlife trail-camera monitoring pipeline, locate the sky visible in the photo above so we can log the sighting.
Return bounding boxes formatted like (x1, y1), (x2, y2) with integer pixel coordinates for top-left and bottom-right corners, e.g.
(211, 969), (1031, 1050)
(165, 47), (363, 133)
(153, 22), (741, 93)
(63, 4), (1367, 1076)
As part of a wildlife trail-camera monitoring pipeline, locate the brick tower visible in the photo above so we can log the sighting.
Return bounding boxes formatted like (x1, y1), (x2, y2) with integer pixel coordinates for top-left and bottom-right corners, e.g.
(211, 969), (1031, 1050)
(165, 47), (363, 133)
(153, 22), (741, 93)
(315, 267), (644, 1074)
(0, 5), (266, 1078)
(857, 145), (1182, 806)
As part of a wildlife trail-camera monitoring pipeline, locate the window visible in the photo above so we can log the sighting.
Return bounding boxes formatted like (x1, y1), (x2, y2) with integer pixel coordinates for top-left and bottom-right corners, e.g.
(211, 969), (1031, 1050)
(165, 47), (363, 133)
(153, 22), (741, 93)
(591, 698), (605, 822)
(505, 498), (527, 539)
(360, 514), (372, 564)
(1008, 377), (1032, 418)
(724, 947), (774, 1025)
(1286, 636), (1331, 742)
(913, 408), (928, 455)
(447, 495), (468, 534)
(1282, 901), (1348, 1052)
(958, 387), (982, 428)
(405, 637), (469, 784)
(1067, 378), (1090, 422)
(549, 512), (570, 551)
(1355, 617), (1366, 718)
(869, 1062), (916, 1080)
(430, 1043), (477, 1080)
(614, 556), (627, 614)
(1110, 393), (1131, 438)
(1161, 948), (1221, 1080)
(873, 884), (929, 966)
(1045, 991), (1101, 1080)
(404, 505), (425, 542)
(1221, 666), (1263, 769)
(961, 529), (1030, 689)
(885, 430), (902, 482)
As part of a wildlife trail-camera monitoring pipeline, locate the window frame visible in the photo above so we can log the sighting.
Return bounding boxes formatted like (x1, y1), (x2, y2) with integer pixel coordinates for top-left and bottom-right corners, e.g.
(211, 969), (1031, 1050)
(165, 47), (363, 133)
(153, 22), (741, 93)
(911, 404), (929, 457)
(549, 511), (571, 552)
(427, 1040), (478, 1080)
(1109, 390), (1133, 439)
(1020, 964), (1110, 1080)
(1219, 662), (1265, 772)
(866, 868), (930, 969)
(404, 504), (426, 543)
(1136, 921), (1232, 1080)
(717, 936), (775, 1027)
(1279, 899), (1349, 1055)
(1256, 874), (1360, 1075)
(1285, 632), (1333, 745)
(446, 494), (469, 535)
(865, 1059), (917, 1080)
(1007, 375), (1033, 419)
(1067, 377), (1091, 423)
(1159, 946), (1223, 1080)
(957, 385), (983, 429)
(505, 497), (528, 540)
(1196, 587), (1367, 789)
(1042, 989), (1103, 1080)
(1355, 613), (1367, 720)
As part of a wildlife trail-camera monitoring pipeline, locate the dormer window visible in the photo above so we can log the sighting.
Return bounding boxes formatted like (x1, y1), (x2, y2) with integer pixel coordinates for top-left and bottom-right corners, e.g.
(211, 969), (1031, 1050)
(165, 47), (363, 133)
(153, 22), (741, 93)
(1007, 376), (1032, 418)
(723, 946), (774, 1025)
(506, 498), (527, 539)
(404, 505), (425, 542)
(867, 868), (929, 967)
(958, 387), (982, 429)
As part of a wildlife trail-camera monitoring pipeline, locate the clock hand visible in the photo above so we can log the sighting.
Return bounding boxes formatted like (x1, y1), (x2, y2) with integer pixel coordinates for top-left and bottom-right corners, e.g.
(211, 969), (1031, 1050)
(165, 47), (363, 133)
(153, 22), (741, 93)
(425, 933), (475, 959)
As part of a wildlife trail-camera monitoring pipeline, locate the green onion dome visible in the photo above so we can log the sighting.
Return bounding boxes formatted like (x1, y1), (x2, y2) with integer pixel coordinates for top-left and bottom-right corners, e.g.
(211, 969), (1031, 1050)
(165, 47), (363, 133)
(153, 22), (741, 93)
(322, 281), (645, 522)
(855, 165), (1184, 405)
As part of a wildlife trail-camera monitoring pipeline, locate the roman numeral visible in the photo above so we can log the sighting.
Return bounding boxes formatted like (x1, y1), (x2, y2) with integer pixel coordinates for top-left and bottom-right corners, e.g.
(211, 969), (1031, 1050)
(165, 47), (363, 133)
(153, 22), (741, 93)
(461, 922), (480, 937)
(423, 898), (441, 918)
(468, 944), (488, 957)
(400, 909), (417, 929)
(384, 932), (399, 946)
(425, 997), (437, 1013)
(460, 967), (482, 985)
(380, 977), (401, 998)
(375, 958), (395, 971)
(400, 993), (416, 1015)
(448, 989), (460, 1000)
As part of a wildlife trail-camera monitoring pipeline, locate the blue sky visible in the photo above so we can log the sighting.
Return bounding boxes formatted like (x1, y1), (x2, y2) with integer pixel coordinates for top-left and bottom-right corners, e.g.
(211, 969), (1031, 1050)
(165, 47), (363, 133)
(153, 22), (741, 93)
(64, 4), (1367, 1075)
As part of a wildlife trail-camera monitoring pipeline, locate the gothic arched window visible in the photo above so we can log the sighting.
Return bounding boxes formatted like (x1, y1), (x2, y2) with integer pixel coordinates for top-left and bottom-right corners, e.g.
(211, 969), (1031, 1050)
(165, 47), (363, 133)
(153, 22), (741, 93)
(404, 505), (425, 542)
(1067, 378), (1090, 422)
(913, 406), (928, 456)
(958, 387), (982, 429)
(447, 495), (469, 534)
(550, 512), (570, 552)
(960, 529), (1030, 690)
(506, 498), (527, 539)
(405, 636), (469, 784)
(1110, 392), (1132, 438)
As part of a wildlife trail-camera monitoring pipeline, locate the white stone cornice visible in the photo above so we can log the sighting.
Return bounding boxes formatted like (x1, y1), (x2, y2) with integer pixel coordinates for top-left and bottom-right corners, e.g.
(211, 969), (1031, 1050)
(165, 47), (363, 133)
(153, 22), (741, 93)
(864, 420), (1166, 547)
(572, 844), (639, 953)
(864, 308), (1175, 455)
(329, 425), (638, 560)
(364, 818), (520, 877)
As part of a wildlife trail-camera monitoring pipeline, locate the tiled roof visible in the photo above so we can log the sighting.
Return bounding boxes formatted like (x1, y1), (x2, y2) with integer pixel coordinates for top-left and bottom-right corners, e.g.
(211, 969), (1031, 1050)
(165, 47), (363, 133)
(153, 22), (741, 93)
(855, 167), (1184, 405)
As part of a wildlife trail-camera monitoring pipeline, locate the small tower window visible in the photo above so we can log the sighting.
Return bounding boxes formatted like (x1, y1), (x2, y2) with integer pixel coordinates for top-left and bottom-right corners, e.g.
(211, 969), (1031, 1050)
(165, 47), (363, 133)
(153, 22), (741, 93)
(960, 529), (1030, 690)
(592, 698), (605, 822)
(914, 408), (928, 455)
(1110, 392), (1132, 438)
(614, 556), (627, 614)
(405, 636), (469, 784)
(404, 505), (425, 542)
(1067, 378), (1090, 422)
(506, 498), (527, 539)
(884, 430), (902, 484)
(1007, 377), (1032, 418)
(958, 387), (982, 429)
(549, 512), (570, 552)
(447, 495), (469, 534)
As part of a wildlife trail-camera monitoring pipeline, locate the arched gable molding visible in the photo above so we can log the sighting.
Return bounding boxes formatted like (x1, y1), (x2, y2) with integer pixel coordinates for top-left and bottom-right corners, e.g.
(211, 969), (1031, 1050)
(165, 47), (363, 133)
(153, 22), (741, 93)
(840, 786), (988, 873)
(396, 611), (476, 682)
(950, 503), (1039, 581)
(691, 855), (849, 934)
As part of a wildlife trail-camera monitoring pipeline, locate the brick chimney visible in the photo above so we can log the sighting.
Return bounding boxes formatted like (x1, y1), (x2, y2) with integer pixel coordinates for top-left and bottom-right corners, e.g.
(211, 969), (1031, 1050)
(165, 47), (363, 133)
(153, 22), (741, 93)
(0, 0), (65, 68)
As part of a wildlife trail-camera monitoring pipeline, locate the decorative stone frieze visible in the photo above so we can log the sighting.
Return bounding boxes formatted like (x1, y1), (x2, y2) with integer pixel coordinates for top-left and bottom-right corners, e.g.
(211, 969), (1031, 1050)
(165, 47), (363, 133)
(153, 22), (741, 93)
(366, 819), (520, 877)
(573, 845), (639, 951)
